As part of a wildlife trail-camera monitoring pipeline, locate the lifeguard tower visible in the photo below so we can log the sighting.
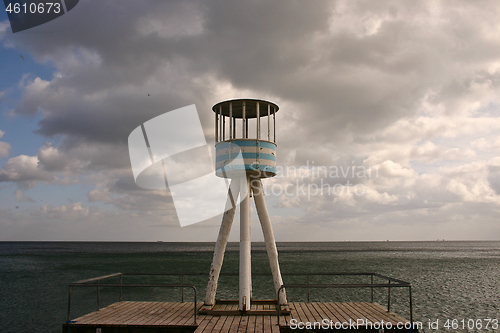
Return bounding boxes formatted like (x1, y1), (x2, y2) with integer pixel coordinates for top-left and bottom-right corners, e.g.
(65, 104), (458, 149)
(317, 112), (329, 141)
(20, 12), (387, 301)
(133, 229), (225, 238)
(204, 99), (287, 312)
(64, 99), (417, 333)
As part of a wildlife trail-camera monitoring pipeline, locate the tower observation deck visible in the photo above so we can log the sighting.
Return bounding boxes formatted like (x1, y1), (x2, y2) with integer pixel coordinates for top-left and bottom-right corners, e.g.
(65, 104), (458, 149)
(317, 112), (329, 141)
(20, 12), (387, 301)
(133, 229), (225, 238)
(214, 99), (278, 179)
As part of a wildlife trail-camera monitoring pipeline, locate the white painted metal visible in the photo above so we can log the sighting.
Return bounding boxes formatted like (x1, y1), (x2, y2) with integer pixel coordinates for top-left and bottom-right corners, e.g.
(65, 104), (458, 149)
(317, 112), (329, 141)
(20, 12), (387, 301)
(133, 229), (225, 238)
(229, 102), (233, 140)
(204, 179), (240, 305)
(222, 113), (225, 141)
(252, 179), (287, 305)
(242, 101), (246, 139)
(215, 109), (219, 143)
(219, 106), (223, 142)
(273, 108), (276, 142)
(267, 104), (270, 141)
(239, 176), (251, 311)
(257, 102), (260, 139)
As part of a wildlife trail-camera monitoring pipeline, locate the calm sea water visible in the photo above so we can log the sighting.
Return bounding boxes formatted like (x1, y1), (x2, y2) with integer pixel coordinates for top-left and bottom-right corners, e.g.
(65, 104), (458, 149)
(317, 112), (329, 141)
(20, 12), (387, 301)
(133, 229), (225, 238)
(0, 241), (498, 332)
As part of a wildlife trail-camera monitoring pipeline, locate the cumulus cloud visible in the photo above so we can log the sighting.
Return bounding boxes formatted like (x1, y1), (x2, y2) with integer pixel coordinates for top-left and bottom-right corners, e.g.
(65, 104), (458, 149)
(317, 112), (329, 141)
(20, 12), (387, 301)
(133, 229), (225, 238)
(40, 202), (92, 219)
(14, 189), (36, 202)
(410, 141), (476, 163)
(487, 165), (500, 195)
(0, 130), (11, 158)
(0, 155), (55, 188)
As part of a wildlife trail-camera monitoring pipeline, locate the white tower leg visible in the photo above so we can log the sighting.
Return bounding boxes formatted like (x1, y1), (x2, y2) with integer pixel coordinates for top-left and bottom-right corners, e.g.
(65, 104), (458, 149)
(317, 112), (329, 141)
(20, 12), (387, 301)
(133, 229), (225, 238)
(204, 179), (240, 306)
(252, 179), (287, 305)
(239, 176), (252, 311)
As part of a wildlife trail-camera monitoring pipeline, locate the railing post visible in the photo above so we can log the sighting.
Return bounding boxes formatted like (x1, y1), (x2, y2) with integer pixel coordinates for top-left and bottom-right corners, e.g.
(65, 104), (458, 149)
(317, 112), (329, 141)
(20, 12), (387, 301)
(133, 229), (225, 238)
(181, 275), (184, 303)
(97, 279), (100, 311)
(276, 285), (283, 323)
(119, 274), (123, 302)
(306, 274), (310, 302)
(370, 274), (374, 303)
(193, 286), (197, 324)
(409, 286), (413, 323)
(387, 280), (391, 312)
(67, 286), (72, 321)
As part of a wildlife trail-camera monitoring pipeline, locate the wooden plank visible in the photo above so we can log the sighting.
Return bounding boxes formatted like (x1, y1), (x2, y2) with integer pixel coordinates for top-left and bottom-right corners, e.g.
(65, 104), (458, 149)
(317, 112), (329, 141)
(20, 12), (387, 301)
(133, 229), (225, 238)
(263, 312), (272, 332)
(138, 302), (178, 326)
(341, 302), (369, 323)
(219, 315), (236, 333)
(168, 302), (198, 326)
(161, 302), (193, 326)
(138, 302), (174, 326)
(237, 315), (249, 333)
(178, 303), (204, 326)
(80, 302), (129, 324)
(197, 315), (219, 333)
(228, 315), (241, 333)
(370, 302), (409, 323)
(126, 302), (159, 326)
(334, 302), (362, 322)
(326, 302), (353, 322)
(143, 302), (177, 325)
(292, 301), (308, 324)
(69, 301), (412, 333)
(279, 302), (294, 326)
(121, 301), (159, 325)
(348, 302), (388, 325)
(211, 304), (229, 331)
(313, 302), (340, 324)
(192, 316), (213, 333)
(73, 301), (136, 324)
(270, 314), (280, 333)
(98, 302), (144, 325)
(302, 302), (323, 323)
(299, 302), (317, 323)
(246, 314), (257, 333)
(254, 313), (264, 333)
(309, 302), (333, 323)
(355, 302), (392, 323)
(211, 314), (230, 332)
(128, 301), (166, 325)
(148, 302), (182, 326)
(100, 301), (151, 325)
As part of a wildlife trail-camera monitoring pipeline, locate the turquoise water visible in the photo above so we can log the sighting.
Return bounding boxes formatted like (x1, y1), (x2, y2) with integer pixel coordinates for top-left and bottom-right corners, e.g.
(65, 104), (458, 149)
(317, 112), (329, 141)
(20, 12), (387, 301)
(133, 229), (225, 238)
(0, 241), (498, 332)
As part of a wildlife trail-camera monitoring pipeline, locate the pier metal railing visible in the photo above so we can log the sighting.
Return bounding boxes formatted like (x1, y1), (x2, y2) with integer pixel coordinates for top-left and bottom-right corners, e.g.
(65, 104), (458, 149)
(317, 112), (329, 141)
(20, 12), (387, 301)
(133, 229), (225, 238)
(67, 273), (198, 324)
(276, 272), (413, 323)
(67, 272), (412, 325)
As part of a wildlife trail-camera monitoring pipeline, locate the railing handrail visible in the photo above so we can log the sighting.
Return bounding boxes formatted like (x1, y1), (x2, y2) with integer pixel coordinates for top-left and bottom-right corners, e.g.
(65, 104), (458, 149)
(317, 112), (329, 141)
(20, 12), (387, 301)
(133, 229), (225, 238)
(67, 272), (413, 328)
(81, 271), (407, 282)
(72, 272), (123, 284)
(69, 272), (410, 288)
(276, 281), (413, 325)
(372, 273), (411, 285)
(67, 277), (197, 325)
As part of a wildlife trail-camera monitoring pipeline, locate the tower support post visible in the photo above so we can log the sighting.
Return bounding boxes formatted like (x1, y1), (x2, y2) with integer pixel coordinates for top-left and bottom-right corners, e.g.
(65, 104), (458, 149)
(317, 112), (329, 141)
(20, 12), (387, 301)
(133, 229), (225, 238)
(204, 179), (240, 306)
(252, 179), (287, 305)
(239, 176), (252, 311)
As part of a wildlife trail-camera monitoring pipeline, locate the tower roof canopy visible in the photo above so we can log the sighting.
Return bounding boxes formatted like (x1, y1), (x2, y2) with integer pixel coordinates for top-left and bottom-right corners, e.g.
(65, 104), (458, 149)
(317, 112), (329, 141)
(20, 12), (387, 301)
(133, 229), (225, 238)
(212, 99), (279, 118)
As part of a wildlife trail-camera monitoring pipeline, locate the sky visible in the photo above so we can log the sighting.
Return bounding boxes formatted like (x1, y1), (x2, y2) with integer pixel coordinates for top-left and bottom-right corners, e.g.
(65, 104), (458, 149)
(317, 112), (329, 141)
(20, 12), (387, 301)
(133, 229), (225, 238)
(0, 0), (499, 242)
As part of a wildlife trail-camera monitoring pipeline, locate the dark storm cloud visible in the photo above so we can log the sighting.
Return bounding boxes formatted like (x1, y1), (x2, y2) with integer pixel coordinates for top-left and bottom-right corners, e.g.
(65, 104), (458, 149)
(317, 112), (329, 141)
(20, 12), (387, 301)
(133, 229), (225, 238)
(4, 0), (498, 147)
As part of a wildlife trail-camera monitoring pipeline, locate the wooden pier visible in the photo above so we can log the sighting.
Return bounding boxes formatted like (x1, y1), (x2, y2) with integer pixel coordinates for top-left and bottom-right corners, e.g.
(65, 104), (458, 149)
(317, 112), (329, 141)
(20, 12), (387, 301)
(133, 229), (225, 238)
(64, 301), (415, 333)
(65, 272), (417, 332)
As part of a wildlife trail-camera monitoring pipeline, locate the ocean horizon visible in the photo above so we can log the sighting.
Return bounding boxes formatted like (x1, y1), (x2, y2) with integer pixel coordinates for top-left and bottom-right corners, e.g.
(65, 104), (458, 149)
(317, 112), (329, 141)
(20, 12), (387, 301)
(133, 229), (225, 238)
(1, 240), (498, 332)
